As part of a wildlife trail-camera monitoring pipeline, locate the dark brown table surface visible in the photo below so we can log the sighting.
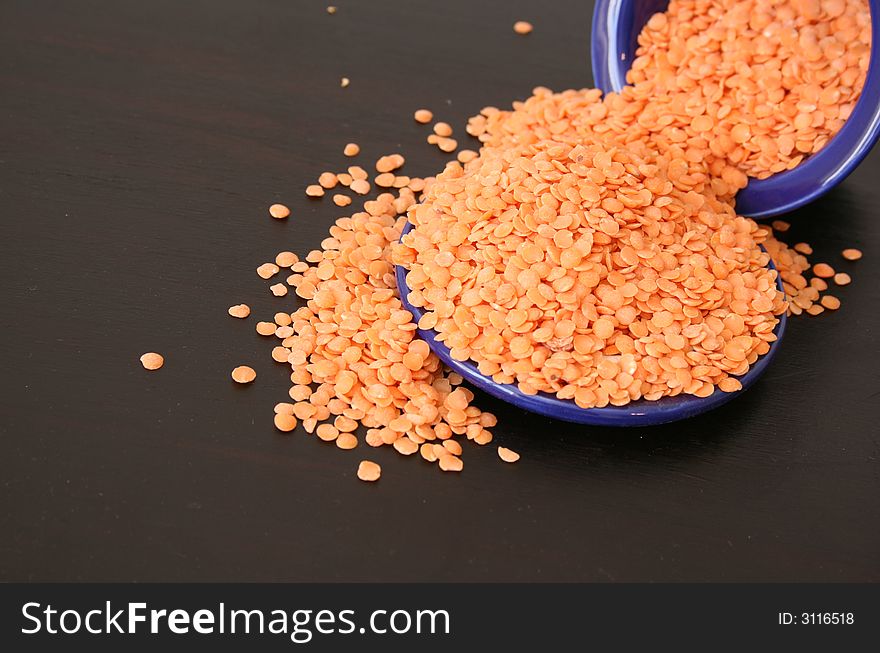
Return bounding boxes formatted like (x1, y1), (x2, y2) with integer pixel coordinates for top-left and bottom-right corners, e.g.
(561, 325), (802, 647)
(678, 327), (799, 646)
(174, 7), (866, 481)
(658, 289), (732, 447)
(1, 0), (878, 582)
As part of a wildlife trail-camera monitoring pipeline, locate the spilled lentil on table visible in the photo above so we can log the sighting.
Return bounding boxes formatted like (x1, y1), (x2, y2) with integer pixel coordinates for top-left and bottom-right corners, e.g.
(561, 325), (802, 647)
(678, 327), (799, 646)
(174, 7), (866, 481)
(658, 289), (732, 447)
(246, 0), (868, 479)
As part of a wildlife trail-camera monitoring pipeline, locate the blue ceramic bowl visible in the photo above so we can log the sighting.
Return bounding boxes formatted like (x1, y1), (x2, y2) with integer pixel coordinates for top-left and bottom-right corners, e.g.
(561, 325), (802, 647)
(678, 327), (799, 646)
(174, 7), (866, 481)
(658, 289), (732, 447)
(591, 0), (880, 219)
(396, 221), (787, 426)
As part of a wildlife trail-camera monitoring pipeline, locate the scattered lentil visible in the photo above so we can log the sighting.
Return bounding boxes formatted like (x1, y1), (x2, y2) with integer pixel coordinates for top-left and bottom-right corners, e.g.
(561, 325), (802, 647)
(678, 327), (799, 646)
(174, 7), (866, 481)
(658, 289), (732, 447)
(268, 203), (290, 219)
(256, 321), (277, 336)
(333, 194), (352, 207)
(498, 447), (520, 463)
(433, 122), (452, 137)
(842, 248), (863, 260)
(821, 295), (841, 310)
(350, 179), (371, 195)
(813, 263), (835, 278)
(270, 283), (288, 297)
(231, 366), (256, 384)
(228, 304), (251, 319)
(274, 413), (298, 432)
(357, 460), (382, 482)
(140, 352), (164, 371)
(833, 272), (851, 286)
(340, 77), (350, 88)
(414, 109), (433, 124)
(513, 21), (533, 35)
(343, 143), (359, 156)
(257, 263), (280, 279)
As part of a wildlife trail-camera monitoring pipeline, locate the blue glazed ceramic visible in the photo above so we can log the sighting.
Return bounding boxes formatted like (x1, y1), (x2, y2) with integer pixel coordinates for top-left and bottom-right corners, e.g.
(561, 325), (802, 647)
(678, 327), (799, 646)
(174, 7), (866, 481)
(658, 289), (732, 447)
(590, 0), (880, 219)
(396, 221), (787, 426)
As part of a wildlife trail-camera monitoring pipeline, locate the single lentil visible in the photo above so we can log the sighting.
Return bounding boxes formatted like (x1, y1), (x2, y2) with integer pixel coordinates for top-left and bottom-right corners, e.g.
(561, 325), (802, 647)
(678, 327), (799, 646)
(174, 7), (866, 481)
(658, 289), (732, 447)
(842, 248), (863, 260)
(270, 283), (288, 297)
(257, 263), (280, 279)
(498, 447), (520, 463)
(357, 460), (382, 482)
(433, 122), (452, 137)
(231, 366), (256, 384)
(228, 304), (251, 319)
(268, 203), (290, 219)
(414, 109), (433, 124)
(140, 352), (164, 371)
(821, 295), (841, 310)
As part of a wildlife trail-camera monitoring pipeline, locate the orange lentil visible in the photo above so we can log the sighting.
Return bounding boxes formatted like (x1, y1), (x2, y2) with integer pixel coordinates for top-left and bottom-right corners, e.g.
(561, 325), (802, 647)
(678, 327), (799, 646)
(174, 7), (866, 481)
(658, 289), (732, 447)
(326, 6), (336, 15)
(340, 77), (350, 88)
(794, 243), (813, 255)
(333, 194), (352, 207)
(256, 263), (279, 279)
(432, 122), (452, 137)
(256, 321), (276, 336)
(316, 423), (339, 442)
(350, 179), (370, 195)
(305, 184), (324, 197)
(813, 263), (835, 278)
(497, 447), (520, 463)
(357, 460), (381, 482)
(833, 272), (851, 286)
(274, 402), (296, 415)
(274, 413), (297, 432)
(269, 283), (288, 297)
(139, 352), (164, 371)
(348, 165), (368, 180)
(443, 439), (462, 456)
(231, 366), (256, 384)
(414, 109), (433, 124)
(771, 220), (790, 233)
(376, 154), (405, 173)
(268, 203), (290, 219)
(275, 251), (298, 267)
(457, 149), (478, 163)
(336, 432), (358, 449)
(842, 248), (863, 261)
(390, 437), (416, 456)
(343, 142), (359, 156)
(228, 304), (250, 319)
(375, 173), (395, 187)
(513, 21), (533, 35)
(718, 377), (742, 393)
(318, 172), (338, 189)
(436, 137), (457, 153)
(438, 454), (463, 472)
(821, 295), (841, 310)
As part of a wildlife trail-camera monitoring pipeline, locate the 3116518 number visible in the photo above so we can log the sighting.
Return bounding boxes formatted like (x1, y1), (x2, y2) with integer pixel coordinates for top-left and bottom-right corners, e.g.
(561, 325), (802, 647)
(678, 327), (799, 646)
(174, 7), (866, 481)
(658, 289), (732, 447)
(778, 613), (854, 625)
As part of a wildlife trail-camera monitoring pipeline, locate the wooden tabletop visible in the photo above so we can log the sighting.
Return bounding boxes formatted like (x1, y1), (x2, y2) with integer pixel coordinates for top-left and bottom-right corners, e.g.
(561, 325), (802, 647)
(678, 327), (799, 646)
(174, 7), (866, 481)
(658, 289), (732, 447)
(1, 0), (878, 581)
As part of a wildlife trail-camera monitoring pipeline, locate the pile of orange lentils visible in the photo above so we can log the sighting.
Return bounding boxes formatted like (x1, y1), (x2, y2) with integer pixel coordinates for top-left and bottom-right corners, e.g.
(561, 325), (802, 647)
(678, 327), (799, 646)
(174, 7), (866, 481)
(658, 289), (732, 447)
(139, 0), (870, 481)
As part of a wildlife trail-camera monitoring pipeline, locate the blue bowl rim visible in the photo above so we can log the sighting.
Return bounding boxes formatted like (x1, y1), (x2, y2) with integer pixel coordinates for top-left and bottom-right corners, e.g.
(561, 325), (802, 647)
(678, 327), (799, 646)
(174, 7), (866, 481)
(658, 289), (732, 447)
(395, 220), (788, 426)
(590, 0), (880, 219)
